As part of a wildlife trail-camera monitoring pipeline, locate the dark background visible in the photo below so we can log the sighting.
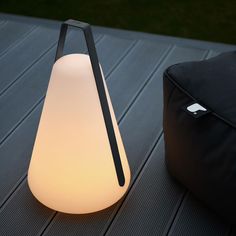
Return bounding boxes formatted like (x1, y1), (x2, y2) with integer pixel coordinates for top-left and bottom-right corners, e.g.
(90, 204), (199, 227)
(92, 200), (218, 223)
(0, 0), (236, 44)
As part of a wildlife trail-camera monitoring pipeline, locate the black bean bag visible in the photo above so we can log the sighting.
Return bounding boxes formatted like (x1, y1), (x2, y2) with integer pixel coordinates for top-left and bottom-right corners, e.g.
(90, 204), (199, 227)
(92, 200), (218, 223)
(163, 51), (236, 225)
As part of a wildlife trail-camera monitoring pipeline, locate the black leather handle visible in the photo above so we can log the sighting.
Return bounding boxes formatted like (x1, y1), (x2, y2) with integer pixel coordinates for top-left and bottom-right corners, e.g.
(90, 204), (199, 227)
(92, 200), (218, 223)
(55, 19), (125, 186)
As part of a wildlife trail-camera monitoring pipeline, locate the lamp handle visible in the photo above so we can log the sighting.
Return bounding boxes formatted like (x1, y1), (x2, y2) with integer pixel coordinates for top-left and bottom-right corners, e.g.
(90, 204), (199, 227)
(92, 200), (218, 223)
(55, 19), (125, 186)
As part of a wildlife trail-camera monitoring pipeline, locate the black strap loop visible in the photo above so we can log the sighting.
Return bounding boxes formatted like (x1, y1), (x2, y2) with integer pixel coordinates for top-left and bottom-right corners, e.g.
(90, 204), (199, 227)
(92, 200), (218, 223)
(55, 19), (125, 186)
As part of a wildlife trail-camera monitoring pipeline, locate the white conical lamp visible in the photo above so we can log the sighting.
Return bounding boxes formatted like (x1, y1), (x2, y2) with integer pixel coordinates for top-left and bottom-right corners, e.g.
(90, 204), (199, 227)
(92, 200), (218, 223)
(28, 20), (131, 214)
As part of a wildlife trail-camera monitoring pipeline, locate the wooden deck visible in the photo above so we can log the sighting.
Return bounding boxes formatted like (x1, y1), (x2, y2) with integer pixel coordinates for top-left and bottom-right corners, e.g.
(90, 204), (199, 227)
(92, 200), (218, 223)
(0, 14), (235, 236)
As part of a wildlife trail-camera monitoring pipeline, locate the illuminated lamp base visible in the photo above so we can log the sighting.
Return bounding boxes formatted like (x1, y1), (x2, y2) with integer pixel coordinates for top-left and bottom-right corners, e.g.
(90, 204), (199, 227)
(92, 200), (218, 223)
(28, 54), (131, 214)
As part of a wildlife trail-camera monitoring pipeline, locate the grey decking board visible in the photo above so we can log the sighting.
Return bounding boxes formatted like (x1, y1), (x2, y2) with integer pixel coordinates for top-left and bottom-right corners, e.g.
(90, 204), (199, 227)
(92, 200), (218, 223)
(96, 36), (137, 75)
(0, 104), (43, 208)
(41, 203), (118, 236)
(106, 40), (170, 120)
(0, 26), (59, 96)
(117, 45), (173, 124)
(0, 21), (36, 57)
(168, 192), (228, 236)
(0, 179), (55, 236)
(0, 44), (55, 142)
(167, 188), (231, 234)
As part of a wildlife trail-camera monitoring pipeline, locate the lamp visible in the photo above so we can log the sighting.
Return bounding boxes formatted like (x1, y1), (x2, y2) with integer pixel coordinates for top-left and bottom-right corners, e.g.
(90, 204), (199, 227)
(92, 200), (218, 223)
(28, 20), (131, 214)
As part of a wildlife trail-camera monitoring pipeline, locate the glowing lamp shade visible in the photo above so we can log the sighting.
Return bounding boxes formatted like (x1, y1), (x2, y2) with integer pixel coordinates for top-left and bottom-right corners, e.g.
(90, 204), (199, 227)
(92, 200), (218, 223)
(28, 20), (131, 214)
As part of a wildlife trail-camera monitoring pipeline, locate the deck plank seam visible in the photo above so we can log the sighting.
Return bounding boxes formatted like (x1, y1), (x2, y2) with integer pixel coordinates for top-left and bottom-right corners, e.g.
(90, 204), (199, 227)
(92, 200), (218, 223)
(0, 27), (58, 97)
(0, 171), (28, 210)
(102, 131), (164, 236)
(37, 211), (58, 236)
(164, 190), (188, 236)
(105, 39), (139, 79)
(0, 24), (37, 58)
(118, 44), (174, 122)
(0, 25), (39, 62)
(0, 95), (45, 148)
